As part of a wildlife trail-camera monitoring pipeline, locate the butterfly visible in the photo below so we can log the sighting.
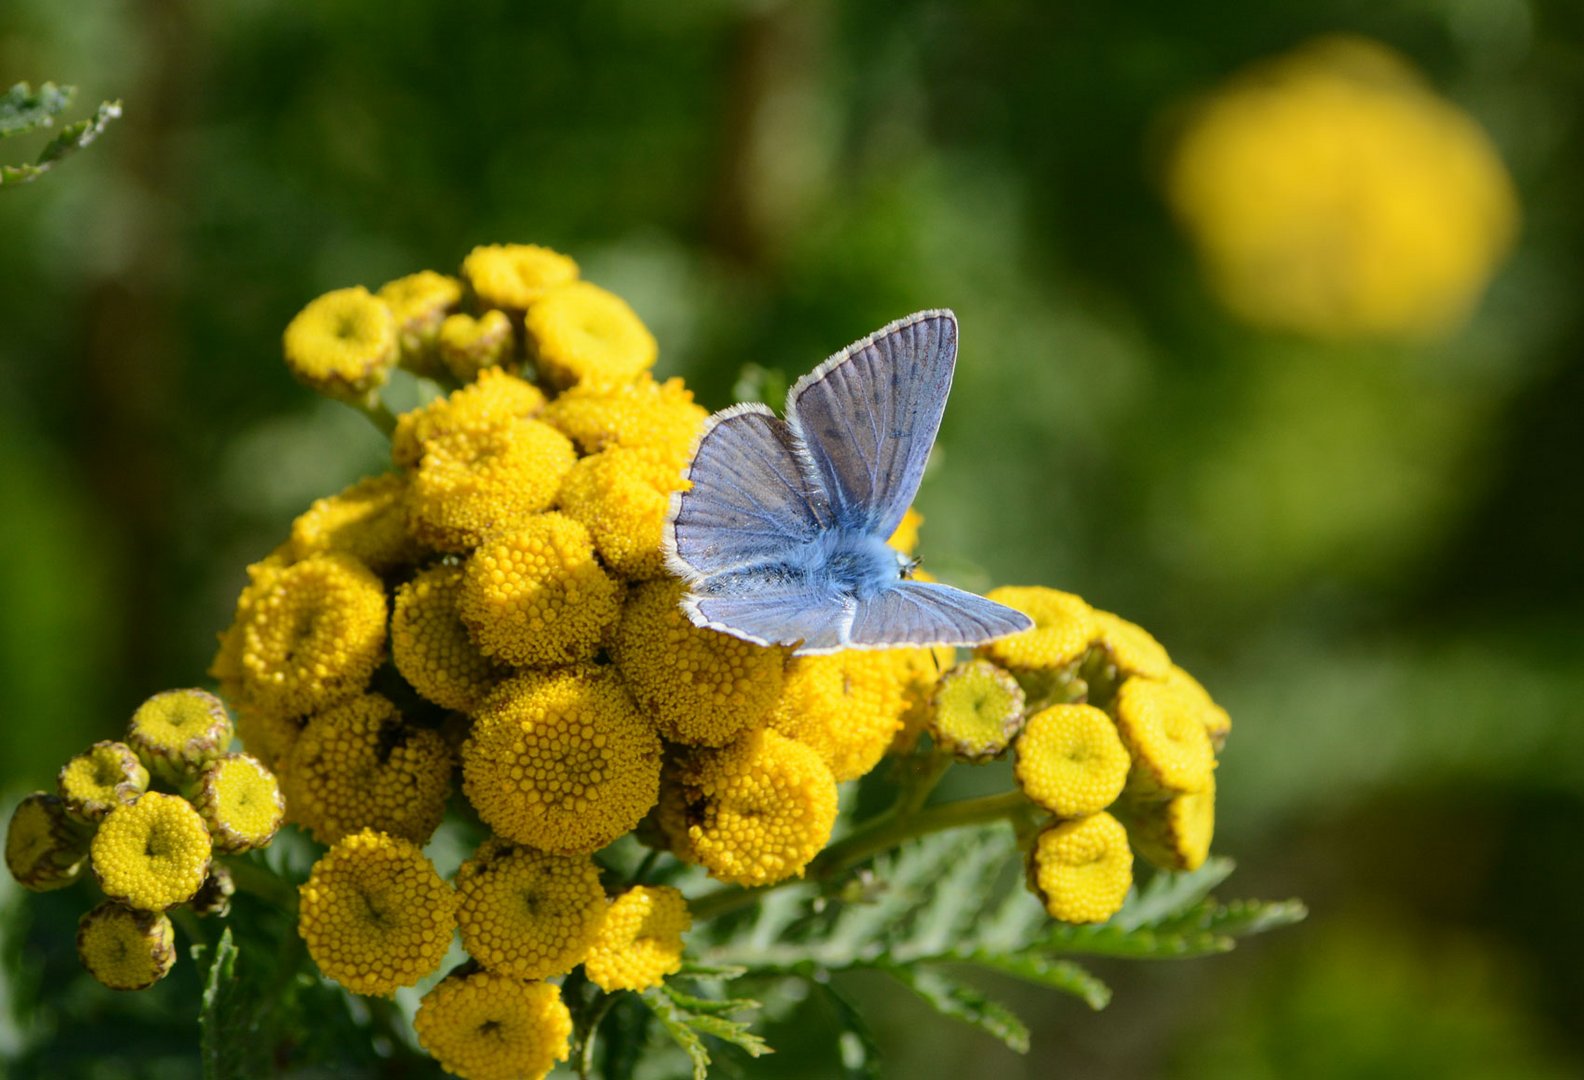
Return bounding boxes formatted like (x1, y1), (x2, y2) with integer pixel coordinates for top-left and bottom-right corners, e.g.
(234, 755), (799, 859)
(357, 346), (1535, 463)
(662, 309), (1033, 655)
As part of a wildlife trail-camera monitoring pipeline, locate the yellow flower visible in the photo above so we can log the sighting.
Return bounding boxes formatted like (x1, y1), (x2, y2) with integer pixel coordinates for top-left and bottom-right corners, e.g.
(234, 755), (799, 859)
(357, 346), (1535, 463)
(557, 447), (689, 580)
(1013, 704), (1130, 818)
(976, 587), (1095, 672)
(126, 689), (232, 779)
(231, 703), (303, 775)
(414, 971), (571, 1080)
(91, 793), (212, 911)
(922, 659), (1022, 761)
(1164, 664), (1232, 752)
(235, 553), (389, 719)
(289, 472), (424, 574)
(524, 282), (658, 390)
(57, 741), (148, 823)
(680, 729), (838, 886)
(886, 507), (923, 556)
(612, 579), (786, 747)
(1026, 812), (1133, 924)
(459, 514), (622, 668)
(1121, 775), (1216, 872)
(281, 286), (399, 402)
(379, 269), (462, 375)
(540, 376), (706, 463)
(1166, 35), (1518, 339)
(462, 668), (662, 854)
(298, 829), (457, 997)
(1091, 609), (1171, 680)
(212, 549), (299, 765)
(1109, 677), (1215, 799)
(438, 309), (516, 383)
(193, 753), (285, 854)
(583, 885), (690, 992)
(76, 901), (177, 991)
(462, 243), (579, 311)
(391, 367), (548, 469)
(454, 841), (607, 980)
(392, 564), (506, 713)
(6, 792), (87, 892)
(406, 420), (578, 553)
(283, 693), (451, 846)
(768, 651), (910, 781)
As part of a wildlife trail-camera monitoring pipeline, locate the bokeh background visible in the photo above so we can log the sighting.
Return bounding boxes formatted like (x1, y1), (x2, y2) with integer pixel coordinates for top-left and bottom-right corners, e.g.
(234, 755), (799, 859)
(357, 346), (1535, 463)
(2, 1), (1581, 1077)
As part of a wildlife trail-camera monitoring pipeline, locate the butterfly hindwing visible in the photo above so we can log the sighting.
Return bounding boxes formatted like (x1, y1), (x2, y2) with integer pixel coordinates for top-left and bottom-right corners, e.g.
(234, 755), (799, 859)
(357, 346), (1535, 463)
(665, 403), (830, 583)
(846, 580), (1033, 649)
(785, 310), (957, 540)
(685, 585), (854, 652)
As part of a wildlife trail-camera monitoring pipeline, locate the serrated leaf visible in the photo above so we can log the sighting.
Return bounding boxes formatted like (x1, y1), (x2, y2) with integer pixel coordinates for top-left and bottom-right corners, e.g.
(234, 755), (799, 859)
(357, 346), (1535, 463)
(199, 928), (246, 1080)
(959, 951), (1111, 1009)
(1200, 897), (1308, 937)
(643, 984), (770, 1079)
(678, 960), (749, 980)
(1111, 857), (1236, 930)
(0, 82), (73, 138)
(883, 964), (1030, 1054)
(1041, 921), (1233, 959)
(661, 983), (762, 1016)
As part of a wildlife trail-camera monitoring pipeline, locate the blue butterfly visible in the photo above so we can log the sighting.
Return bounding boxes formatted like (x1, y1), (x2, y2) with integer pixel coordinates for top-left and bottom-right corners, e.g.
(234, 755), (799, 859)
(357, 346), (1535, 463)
(663, 309), (1033, 655)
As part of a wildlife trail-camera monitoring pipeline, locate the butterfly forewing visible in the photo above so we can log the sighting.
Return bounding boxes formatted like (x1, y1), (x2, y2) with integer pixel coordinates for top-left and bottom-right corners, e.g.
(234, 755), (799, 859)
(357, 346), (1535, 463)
(846, 581), (1033, 648)
(666, 404), (830, 583)
(785, 310), (957, 540)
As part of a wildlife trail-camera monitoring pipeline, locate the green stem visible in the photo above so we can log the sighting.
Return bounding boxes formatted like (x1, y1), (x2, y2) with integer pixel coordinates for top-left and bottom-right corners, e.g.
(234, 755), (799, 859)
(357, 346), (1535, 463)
(577, 992), (618, 1079)
(688, 790), (1030, 921)
(351, 395), (398, 437)
(631, 847), (662, 886)
(226, 856), (300, 914)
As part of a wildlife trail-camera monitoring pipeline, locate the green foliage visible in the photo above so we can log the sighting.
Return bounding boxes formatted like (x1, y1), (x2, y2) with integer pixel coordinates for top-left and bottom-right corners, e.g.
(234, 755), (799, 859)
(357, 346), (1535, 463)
(196, 929), (243, 1080)
(0, 82), (120, 187)
(694, 826), (1301, 1059)
(643, 980), (772, 1080)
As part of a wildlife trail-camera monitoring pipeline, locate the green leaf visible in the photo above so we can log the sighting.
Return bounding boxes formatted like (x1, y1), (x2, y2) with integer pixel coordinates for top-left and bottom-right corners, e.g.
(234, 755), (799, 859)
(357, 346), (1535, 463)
(819, 984), (883, 1080)
(882, 965), (1030, 1054)
(1111, 857), (1235, 931)
(0, 82), (73, 138)
(661, 983), (762, 1017)
(960, 951), (1111, 1010)
(36, 99), (122, 166)
(1199, 897), (1309, 937)
(1041, 921), (1234, 959)
(198, 928), (246, 1080)
(0, 96), (121, 187)
(642, 983), (770, 1080)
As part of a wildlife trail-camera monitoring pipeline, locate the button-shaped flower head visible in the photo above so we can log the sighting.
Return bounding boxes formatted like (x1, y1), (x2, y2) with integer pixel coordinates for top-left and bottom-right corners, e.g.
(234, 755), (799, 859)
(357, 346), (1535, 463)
(1014, 703), (1131, 818)
(454, 840), (607, 980)
(583, 885), (691, 993)
(76, 901), (177, 991)
(91, 793), (212, 911)
(1026, 812), (1133, 924)
(57, 741), (148, 822)
(414, 971), (571, 1080)
(282, 286), (399, 403)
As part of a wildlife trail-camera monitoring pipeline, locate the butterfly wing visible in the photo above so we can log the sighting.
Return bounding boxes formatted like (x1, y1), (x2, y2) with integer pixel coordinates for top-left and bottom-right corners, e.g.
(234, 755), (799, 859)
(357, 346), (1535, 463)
(784, 309), (957, 540)
(683, 585), (854, 652)
(844, 580), (1033, 650)
(664, 403), (831, 584)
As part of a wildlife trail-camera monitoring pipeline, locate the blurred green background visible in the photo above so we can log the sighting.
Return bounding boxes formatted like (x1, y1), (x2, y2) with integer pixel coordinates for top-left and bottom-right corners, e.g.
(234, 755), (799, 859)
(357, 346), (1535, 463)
(2, 1), (1581, 1076)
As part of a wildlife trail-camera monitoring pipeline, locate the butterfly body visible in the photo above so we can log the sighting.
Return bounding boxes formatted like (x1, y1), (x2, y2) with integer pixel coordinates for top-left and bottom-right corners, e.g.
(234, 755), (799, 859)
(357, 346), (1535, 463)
(663, 310), (1033, 654)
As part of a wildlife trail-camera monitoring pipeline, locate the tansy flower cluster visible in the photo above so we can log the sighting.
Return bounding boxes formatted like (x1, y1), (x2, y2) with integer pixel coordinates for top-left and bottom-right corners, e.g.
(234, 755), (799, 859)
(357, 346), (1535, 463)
(0, 242), (1246, 1079)
(1166, 35), (1518, 340)
(4, 688), (284, 991)
(210, 243), (961, 1077)
(938, 584), (1232, 923)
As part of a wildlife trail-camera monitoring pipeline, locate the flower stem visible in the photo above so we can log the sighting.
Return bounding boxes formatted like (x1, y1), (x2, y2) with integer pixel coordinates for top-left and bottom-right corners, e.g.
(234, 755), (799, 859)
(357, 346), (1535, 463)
(226, 856), (300, 914)
(351, 394), (398, 437)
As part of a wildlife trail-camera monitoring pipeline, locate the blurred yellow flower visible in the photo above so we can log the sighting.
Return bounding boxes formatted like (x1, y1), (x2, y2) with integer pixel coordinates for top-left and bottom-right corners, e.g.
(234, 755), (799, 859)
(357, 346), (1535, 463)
(289, 472), (423, 573)
(282, 286), (399, 401)
(462, 243), (579, 311)
(391, 367), (547, 468)
(1167, 35), (1518, 339)
(438, 309), (515, 383)
(525, 282), (658, 390)
(541, 375), (706, 463)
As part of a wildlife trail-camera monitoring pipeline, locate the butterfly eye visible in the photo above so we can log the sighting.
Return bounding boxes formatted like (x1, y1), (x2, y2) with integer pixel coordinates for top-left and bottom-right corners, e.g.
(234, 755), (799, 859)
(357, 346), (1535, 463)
(900, 556), (921, 580)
